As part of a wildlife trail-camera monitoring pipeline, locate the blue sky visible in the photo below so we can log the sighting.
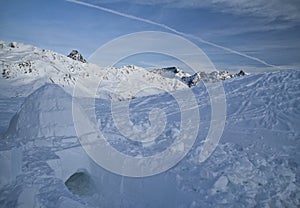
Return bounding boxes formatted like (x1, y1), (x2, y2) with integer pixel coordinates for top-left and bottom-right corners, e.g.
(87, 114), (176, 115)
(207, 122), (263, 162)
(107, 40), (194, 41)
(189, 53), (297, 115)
(1, 0), (300, 72)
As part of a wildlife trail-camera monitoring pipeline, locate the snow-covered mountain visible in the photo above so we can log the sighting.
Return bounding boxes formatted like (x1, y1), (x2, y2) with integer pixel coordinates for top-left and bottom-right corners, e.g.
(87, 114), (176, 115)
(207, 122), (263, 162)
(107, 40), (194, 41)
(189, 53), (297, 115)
(150, 66), (191, 79)
(0, 41), (187, 100)
(181, 70), (248, 87)
(151, 66), (248, 87)
(0, 41), (249, 100)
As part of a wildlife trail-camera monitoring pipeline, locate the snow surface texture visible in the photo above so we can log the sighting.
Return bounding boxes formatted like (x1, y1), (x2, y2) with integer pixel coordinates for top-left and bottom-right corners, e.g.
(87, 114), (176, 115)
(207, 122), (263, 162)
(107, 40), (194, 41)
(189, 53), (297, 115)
(0, 42), (299, 207)
(0, 71), (299, 207)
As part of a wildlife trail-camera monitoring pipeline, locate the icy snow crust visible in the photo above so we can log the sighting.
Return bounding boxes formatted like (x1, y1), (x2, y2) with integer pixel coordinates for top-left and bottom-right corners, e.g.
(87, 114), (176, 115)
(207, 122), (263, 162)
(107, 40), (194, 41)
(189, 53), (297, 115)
(0, 69), (299, 207)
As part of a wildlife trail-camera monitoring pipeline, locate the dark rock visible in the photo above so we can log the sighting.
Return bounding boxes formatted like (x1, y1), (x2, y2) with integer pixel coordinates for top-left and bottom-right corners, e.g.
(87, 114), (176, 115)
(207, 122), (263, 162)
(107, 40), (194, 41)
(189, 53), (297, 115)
(236, 70), (246, 76)
(162, 67), (180, 73)
(67, 50), (87, 63)
(9, 42), (17, 48)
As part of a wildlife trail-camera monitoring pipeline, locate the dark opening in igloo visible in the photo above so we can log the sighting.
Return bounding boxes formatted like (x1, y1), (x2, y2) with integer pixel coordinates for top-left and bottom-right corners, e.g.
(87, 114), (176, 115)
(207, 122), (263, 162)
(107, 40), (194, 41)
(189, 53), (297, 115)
(64, 171), (96, 196)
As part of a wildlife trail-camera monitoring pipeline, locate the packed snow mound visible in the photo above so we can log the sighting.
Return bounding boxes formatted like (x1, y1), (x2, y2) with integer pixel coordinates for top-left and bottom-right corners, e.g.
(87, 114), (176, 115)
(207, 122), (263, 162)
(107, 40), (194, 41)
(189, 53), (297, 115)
(0, 41), (187, 99)
(6, 84), (76, 139)
(67, 50), (87, 63)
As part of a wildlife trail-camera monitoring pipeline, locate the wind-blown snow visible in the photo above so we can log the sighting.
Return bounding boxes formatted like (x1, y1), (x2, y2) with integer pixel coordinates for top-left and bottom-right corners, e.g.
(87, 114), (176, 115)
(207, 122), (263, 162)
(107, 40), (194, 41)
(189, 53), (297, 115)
(0, 68), (299, 207)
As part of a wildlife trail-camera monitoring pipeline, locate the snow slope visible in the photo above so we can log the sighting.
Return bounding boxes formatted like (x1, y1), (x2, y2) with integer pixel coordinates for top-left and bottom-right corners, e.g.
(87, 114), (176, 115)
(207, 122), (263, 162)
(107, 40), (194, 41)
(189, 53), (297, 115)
(0, 41), (187, 100)
(0, 69), (299, 207)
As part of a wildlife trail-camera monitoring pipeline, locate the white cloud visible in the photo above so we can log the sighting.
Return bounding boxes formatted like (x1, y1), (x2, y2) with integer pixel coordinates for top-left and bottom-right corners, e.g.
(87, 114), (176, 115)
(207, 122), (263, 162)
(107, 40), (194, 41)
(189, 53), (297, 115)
(205, 0), (300, 22)
(92, 0), (300, 22)
(67, 0), (279, 68)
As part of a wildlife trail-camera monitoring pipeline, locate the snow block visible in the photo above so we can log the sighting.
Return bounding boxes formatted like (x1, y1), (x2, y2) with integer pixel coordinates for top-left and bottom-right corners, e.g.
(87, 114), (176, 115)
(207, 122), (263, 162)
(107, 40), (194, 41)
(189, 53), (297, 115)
(8, 84), (77, 139)
(0, 147), (22, 186)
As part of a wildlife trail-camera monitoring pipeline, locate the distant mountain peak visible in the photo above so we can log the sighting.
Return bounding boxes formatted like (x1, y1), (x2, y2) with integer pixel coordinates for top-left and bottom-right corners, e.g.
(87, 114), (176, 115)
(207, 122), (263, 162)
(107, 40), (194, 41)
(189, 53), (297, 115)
(67, 50), (87, 63)
(151, 66), (248, 87)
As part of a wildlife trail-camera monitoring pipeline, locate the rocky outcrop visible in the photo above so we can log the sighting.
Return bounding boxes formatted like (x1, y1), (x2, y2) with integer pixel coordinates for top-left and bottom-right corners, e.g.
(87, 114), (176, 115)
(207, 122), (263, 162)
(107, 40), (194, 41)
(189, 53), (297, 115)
(67, 50), (87, 63)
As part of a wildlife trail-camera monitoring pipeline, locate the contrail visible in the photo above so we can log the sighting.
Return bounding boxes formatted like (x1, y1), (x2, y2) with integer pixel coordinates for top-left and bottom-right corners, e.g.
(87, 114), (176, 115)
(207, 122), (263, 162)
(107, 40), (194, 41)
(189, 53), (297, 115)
(66, 0), (278, 68)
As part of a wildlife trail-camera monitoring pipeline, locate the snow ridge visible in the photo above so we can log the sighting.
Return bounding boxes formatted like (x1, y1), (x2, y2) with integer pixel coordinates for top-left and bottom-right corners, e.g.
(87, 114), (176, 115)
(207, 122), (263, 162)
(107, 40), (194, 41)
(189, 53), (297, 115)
(0, 41), (187, 100)
(151, 66), (248, 87)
